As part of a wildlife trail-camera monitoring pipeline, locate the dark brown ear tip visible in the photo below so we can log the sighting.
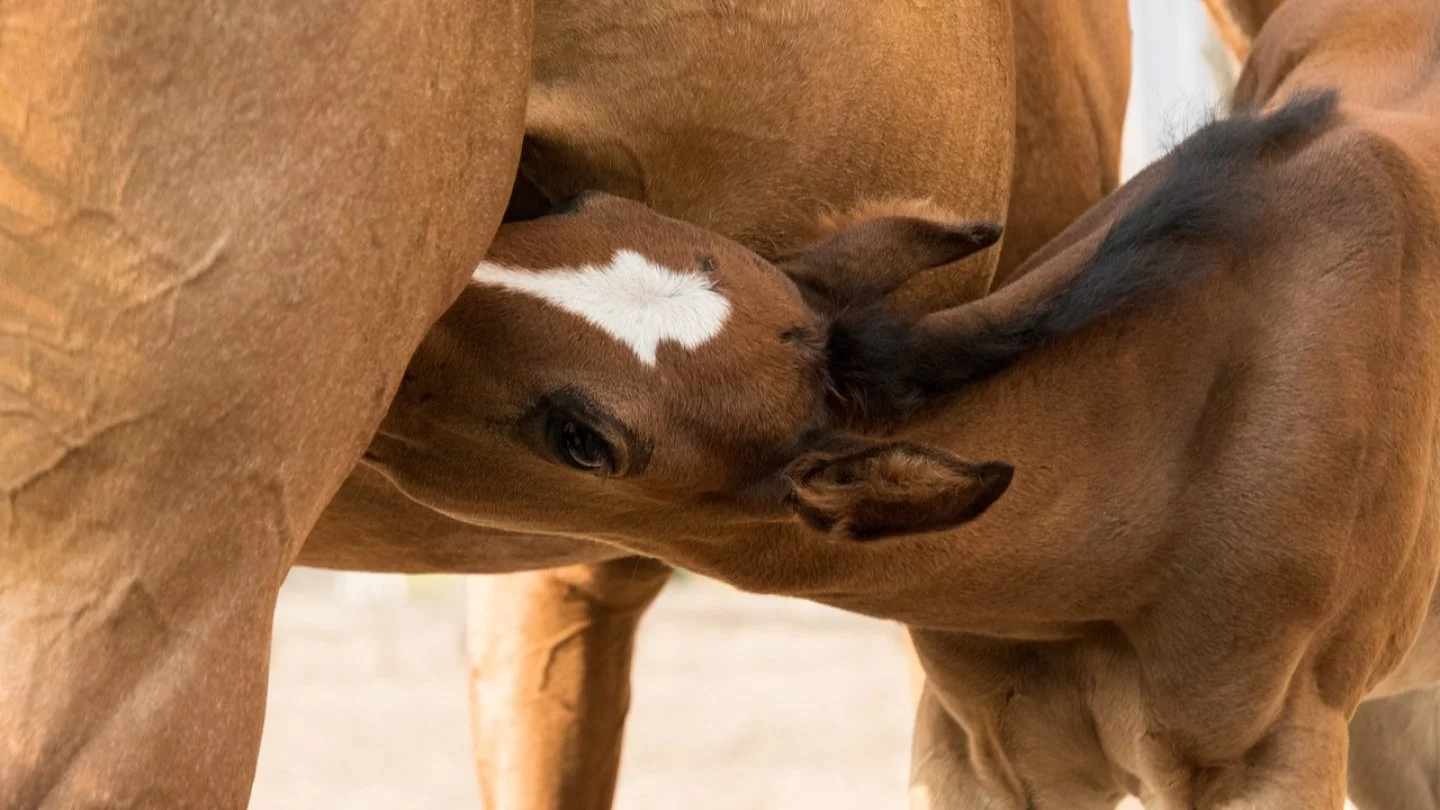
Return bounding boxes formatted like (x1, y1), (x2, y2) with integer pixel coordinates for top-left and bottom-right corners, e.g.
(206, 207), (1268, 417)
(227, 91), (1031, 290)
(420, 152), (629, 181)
(978, 459), (1014, 483)
(972, 460), (1014, 510)
(960, 222), (1004, 247)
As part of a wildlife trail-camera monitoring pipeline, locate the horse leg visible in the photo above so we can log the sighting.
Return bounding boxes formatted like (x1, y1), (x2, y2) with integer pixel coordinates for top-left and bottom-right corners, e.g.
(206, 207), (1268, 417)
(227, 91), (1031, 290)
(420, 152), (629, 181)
(911, 684), (1128, 810)
(910, 686), (1024, 810)
(1347, 687), (1440, 810)
(466, 558), (673, 810)
(1189, 701), (1351, 810)
(0, 1), (528, 806)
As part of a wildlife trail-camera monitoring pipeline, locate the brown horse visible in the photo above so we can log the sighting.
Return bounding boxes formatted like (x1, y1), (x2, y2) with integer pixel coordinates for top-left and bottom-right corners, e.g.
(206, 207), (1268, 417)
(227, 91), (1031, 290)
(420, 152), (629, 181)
(299, 1), (1131, 807)
(475, 2), (1132, 806)
(0, 1), (528, 807)
(0, 1), (1279, 807)
(3, 1), (1121, 804)
(363, 0), (1440, 805)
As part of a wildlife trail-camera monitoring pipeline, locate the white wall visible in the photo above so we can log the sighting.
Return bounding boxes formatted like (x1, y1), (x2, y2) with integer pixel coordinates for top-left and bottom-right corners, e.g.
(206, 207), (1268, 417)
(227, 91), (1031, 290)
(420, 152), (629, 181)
(1122, 0), (1238, 179)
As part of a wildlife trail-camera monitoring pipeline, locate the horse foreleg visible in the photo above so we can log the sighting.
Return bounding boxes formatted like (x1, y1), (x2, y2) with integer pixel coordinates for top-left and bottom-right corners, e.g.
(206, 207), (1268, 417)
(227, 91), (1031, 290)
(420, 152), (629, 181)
(466, 558), (672, 810)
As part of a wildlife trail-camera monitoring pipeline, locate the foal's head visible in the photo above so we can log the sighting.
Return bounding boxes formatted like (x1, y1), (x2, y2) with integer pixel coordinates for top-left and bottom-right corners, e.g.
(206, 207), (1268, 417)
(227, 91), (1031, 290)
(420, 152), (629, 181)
(366, 192), (1012, 541)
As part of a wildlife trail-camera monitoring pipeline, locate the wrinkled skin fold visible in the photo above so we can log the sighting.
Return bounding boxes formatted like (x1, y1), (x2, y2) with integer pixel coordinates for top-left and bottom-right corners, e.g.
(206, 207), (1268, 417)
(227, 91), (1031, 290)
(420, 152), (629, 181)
(0, 1), (528, 806)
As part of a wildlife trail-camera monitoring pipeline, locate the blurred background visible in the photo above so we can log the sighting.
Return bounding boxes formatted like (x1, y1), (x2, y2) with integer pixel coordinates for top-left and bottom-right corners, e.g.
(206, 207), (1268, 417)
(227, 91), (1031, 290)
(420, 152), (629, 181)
(249, 4), (1324, 809)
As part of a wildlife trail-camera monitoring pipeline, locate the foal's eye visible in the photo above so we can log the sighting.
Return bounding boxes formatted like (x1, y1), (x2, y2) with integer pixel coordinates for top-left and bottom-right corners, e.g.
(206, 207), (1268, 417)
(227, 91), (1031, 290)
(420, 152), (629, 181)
(551, 419), (615, 474)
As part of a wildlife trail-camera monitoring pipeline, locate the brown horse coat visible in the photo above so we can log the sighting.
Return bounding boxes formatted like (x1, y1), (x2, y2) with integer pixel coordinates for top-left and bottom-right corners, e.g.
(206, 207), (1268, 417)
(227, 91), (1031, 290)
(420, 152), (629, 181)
(0, 1), (528, 806)
(365, 0), (1440, 805)
(296, 2), (1131, 807)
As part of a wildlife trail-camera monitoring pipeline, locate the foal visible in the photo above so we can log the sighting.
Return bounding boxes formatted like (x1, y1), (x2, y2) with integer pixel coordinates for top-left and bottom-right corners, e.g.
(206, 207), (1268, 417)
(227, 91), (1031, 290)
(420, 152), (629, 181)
(369, 2), (1440, 805)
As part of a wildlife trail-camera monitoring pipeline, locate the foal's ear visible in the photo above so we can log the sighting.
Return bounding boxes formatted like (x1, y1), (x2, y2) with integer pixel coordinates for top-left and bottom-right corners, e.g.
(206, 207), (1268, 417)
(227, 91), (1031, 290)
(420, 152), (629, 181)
(785, 440), (1013, 540)
(778, 215), (1002, 314)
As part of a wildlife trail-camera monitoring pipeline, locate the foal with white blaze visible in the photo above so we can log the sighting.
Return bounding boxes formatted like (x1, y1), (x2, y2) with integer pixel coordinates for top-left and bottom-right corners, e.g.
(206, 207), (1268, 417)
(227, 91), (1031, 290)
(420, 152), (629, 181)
(372, 28), (1440, 801)
(369, 193), (1012, 544)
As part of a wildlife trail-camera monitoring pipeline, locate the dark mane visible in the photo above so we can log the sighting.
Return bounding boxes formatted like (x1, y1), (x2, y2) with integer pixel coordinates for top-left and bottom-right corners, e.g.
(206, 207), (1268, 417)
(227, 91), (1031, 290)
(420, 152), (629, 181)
(827, 90), (1339, 424)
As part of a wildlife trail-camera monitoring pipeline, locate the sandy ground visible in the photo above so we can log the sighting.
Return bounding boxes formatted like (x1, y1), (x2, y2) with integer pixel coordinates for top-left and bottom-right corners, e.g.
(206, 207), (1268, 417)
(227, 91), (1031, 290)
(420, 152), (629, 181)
(250, 572), (1366, 810)
(252, 570), (917, 810)
(251, 571), (1164, 810)
(253, 572), (1388, 809)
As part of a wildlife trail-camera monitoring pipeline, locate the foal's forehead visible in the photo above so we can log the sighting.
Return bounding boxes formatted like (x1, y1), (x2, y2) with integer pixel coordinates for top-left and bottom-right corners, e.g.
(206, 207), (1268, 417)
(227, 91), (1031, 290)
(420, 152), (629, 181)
(462, 206), (831, 475)
(471, 247), (731, 367)
(478, 200), (816, 371)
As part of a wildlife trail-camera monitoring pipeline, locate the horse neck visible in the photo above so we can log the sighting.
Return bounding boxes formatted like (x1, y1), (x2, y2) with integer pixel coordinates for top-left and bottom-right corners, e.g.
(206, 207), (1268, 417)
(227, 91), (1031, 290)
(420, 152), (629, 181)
(618, 270), (1236, 636)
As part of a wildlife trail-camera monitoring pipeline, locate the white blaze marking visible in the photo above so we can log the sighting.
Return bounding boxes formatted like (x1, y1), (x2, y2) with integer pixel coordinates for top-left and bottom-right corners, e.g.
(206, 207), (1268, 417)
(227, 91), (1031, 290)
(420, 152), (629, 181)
(471, 249), (731, 366)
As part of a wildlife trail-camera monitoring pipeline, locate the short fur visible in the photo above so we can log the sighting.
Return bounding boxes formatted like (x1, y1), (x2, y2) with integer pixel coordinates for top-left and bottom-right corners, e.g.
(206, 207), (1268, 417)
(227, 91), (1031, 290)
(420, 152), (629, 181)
(828, 91), (1338, 424)
(362, 3), (1440, 807)
(0, 0), (531, 806)
(357, 4), (1137, 808)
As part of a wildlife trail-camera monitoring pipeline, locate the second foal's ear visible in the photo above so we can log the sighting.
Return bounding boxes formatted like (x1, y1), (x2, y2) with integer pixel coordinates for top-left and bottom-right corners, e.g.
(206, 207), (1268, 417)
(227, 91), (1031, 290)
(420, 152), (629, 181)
(784, 438), (1013, 540)
(778, 216), (1002, 314)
